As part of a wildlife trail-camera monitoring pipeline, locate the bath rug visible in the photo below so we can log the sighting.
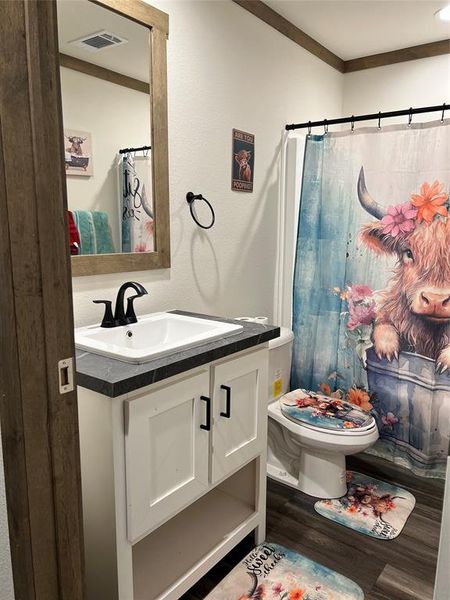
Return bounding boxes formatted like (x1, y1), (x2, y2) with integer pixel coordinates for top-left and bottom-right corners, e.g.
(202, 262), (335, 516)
(315, 471), (415, 540)
(205, 542), (364, 599)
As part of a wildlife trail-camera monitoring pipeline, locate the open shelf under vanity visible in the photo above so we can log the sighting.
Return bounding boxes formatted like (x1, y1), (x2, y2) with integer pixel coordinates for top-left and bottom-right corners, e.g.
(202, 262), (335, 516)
(133, 460), (259, 599)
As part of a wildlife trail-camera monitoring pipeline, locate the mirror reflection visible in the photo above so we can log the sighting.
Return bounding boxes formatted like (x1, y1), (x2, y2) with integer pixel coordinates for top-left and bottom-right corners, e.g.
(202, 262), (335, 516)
(57, 0), (154, 256)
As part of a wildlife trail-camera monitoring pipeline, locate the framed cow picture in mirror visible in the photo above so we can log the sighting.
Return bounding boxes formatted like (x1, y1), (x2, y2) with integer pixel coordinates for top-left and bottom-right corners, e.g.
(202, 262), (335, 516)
(64, 128), (93, 176)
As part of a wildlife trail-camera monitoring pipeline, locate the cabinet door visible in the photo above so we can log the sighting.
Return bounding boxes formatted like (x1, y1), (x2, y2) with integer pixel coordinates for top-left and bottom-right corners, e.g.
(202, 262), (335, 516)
(125, 371), (210, 542)
(211, 349), (268, 484)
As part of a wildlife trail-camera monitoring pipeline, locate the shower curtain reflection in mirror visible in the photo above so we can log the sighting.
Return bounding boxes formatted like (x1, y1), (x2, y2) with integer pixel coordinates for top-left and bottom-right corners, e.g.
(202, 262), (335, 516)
(120, 152), (154, 253)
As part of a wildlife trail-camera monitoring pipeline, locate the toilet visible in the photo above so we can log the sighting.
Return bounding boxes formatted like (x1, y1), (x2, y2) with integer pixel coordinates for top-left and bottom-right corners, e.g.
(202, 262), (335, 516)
(267, 328), (379, 499)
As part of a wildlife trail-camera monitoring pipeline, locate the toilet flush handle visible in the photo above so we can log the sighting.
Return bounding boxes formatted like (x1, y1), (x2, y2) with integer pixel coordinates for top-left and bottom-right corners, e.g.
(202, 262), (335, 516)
(220, 385), (232, 418)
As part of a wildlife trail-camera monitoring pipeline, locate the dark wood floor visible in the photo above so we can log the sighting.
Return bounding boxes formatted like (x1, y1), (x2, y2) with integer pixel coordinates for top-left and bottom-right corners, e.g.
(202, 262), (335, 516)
(182, 453), (445, 600)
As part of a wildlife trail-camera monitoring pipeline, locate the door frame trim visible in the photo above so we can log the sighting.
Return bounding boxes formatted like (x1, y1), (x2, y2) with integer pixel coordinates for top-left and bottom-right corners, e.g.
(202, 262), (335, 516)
(0, 1), (84, 598)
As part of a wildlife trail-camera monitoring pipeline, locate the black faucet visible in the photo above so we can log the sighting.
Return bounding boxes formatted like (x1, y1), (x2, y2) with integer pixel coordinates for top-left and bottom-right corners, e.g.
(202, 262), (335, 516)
(93, 281), (148, 328)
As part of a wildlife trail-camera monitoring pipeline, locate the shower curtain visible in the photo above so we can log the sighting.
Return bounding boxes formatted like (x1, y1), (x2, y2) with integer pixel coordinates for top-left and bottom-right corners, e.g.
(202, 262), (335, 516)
(120, 152), (154, 253)
(291, 120), (450, 479)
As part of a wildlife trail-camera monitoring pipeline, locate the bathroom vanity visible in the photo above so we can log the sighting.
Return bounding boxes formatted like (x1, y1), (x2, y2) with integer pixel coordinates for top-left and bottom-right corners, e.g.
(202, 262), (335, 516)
(76, 312), (279, 600)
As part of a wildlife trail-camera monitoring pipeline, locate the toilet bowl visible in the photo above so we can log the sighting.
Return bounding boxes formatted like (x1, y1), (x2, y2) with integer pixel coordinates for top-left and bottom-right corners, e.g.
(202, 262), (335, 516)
(268, 398), (379, 498)
(267, 330), (379, 499)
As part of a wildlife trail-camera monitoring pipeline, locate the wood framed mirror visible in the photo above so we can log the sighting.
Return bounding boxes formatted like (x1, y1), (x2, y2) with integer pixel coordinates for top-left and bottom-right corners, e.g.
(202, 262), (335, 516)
(57, 0), (170, 276)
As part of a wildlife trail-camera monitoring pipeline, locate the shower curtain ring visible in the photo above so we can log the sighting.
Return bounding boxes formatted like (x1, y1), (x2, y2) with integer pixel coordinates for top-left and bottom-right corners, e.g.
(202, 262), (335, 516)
(351, 116), (355, 133)
(441, 103), (446, 123)
(308, 121), (312, 137)
(408, 107), (413, 127)
(378, 112), (382, 129)
(324, 119), (328, 135)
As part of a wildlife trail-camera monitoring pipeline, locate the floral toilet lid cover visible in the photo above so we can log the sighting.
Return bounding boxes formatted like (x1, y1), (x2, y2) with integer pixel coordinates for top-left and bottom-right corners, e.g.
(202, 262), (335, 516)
(280, 389), (374, 431)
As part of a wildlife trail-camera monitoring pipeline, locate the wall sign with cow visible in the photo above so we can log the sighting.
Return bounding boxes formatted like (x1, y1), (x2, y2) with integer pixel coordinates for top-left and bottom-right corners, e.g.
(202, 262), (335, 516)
(64, 128), (93, 176)
(232, 129), (254, 192)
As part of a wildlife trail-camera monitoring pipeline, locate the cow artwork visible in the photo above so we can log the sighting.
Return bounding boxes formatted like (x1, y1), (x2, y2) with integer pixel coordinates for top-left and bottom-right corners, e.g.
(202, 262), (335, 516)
(66, 135), (86, 156)
(357, 167), (450, 372)
(64, 129), (93, 176)
(232, 129), (254, 192)
(235, 149), (252, 182)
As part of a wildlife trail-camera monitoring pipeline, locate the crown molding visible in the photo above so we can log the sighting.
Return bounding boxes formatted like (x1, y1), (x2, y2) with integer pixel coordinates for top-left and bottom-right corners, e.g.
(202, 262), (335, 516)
(232, 0), (344, 72)
(232, 0), (450, 73)
(344, 38), (450, 73)
(59, 53), (149, 94)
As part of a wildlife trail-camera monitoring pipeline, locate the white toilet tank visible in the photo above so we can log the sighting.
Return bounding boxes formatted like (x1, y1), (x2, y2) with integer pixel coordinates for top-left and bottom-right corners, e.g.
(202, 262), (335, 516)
(268, 327), (294, 402)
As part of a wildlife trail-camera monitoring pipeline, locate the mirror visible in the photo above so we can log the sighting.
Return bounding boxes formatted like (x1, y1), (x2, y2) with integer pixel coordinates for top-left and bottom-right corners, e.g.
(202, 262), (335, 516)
(57, 0), (170, 276)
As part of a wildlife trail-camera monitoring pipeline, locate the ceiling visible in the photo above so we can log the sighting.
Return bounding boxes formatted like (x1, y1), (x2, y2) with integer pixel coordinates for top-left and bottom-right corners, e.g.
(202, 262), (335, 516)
(57, 0), (150, 82)
(265, 1), (450, 61)
(56, 0), (450, 79)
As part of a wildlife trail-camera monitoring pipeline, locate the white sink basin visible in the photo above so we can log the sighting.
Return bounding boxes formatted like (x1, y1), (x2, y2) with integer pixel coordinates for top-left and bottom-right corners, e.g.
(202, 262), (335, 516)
(75, 312), (243, 364)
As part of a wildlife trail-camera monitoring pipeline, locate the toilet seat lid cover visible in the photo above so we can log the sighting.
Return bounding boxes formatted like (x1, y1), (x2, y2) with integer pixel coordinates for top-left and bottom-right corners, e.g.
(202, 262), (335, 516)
(279, 389), (374, 431)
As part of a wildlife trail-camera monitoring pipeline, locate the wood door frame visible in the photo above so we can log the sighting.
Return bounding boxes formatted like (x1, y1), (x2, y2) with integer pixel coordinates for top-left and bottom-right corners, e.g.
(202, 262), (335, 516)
(0, 1), (84, 599)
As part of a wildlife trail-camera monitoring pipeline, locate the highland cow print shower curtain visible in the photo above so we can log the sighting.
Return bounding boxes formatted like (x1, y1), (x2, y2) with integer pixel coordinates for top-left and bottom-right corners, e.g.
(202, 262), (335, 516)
(291, 120), (450, 478)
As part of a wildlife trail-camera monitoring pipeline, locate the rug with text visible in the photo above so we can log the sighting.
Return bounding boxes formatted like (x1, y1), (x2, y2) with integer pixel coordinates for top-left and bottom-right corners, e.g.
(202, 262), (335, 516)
(205, 542), (364, 600)
(314, 471), (415, 540)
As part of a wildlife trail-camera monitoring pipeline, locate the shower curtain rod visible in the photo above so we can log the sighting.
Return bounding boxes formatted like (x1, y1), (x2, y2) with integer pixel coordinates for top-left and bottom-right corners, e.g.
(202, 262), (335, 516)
(119, 145), (151, 154)
(285, 102), (449, 131)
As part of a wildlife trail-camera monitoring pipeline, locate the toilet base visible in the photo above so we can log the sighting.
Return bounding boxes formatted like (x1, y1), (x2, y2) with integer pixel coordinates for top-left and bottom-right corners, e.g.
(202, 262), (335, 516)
(297, 447), (347, 498)
(267, 417), (348, 498)
(267, 449), (347, 499)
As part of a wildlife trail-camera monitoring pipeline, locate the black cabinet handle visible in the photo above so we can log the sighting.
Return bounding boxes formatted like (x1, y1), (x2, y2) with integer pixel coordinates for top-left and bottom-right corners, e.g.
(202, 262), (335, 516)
(200, 396), (211, 431)
(220, 385), (231, 418)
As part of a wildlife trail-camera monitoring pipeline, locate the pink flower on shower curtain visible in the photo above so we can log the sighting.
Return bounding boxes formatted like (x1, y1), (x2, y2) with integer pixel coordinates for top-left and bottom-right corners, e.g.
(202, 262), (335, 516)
(346, 284), (377, 330)
(381, 202), (417, 237)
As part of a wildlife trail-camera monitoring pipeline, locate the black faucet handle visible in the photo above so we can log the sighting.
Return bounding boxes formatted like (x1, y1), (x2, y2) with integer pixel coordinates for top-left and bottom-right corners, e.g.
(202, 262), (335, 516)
(93, 300), (115, 328)
(125, 295), (140, 324)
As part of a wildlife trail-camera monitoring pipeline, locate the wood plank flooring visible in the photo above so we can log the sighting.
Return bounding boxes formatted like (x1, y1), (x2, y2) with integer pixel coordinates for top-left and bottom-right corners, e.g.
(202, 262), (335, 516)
(182, 454), (445, 600)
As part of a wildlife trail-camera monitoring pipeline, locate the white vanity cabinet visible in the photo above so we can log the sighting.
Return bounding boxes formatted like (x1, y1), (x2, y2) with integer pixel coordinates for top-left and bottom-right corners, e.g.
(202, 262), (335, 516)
(211, 350), (267, 483)
(77, 345), (269, 600)
(125, 370), (211, 543)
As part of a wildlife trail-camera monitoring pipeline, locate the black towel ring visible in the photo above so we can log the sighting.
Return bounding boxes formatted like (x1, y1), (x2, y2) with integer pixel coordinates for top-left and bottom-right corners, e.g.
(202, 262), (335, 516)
(186, 192), (215, 229)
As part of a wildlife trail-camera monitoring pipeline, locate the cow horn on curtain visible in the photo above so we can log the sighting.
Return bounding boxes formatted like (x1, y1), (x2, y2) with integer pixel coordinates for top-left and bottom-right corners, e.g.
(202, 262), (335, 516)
(291, 119), (450, 479)
(357, 166), (387, 219)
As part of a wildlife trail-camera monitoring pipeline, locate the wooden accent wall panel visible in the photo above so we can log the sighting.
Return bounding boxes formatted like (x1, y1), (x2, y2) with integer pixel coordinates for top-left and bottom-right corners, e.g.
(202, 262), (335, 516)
(0, 1), (84, 599)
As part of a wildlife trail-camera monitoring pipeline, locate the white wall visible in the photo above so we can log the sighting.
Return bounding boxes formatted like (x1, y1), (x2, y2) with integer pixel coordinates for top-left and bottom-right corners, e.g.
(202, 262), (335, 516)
(343, 54), (450, 124)
(72, 0), (343, 328)
(61, 67), (151, 252)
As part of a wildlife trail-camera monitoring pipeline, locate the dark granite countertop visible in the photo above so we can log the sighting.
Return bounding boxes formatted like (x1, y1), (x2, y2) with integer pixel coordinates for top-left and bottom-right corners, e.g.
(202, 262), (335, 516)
(75, 310), (280, 397)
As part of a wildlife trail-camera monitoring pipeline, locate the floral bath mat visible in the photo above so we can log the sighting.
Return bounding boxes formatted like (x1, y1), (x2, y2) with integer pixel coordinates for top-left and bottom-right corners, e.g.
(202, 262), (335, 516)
(315, 472), (415, 540)
(205, 542), (364, 600)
